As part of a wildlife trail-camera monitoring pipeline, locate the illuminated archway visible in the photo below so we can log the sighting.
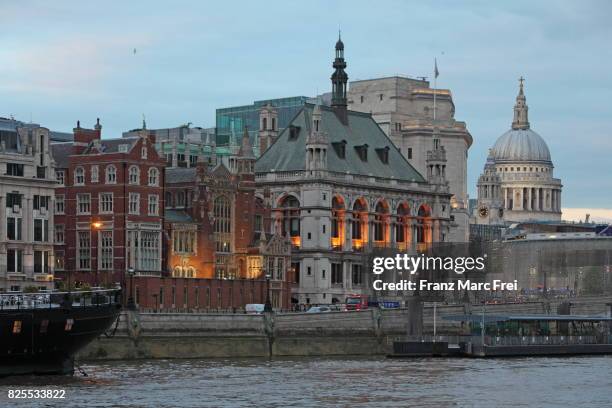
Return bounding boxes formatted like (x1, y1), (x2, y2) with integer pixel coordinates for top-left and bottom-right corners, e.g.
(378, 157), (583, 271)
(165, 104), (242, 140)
(351, 198), (368, 250)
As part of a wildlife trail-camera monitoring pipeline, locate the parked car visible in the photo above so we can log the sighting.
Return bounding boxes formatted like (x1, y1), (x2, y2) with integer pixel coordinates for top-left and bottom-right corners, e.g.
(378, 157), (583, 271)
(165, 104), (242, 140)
(306, 306), (332, 313)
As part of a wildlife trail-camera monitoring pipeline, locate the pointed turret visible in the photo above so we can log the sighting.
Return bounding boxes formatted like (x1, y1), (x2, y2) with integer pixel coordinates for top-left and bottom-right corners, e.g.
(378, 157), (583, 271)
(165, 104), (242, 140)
(331, 33), (348, 125)
(306, 103), (328, 173)
(512, 76), (530, 130)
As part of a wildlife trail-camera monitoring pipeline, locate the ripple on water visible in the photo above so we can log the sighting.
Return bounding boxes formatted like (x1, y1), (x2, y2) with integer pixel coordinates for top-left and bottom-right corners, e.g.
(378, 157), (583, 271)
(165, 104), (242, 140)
(0, 356), (611, 408)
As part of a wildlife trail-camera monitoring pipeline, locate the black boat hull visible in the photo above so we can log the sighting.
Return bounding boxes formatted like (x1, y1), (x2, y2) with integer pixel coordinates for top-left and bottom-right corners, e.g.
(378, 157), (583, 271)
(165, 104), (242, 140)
(1, 302), (121, 376)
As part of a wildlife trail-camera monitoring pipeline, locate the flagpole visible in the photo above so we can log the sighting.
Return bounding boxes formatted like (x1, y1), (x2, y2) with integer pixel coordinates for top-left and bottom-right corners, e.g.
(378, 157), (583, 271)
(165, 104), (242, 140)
(433, 57), (437, 125)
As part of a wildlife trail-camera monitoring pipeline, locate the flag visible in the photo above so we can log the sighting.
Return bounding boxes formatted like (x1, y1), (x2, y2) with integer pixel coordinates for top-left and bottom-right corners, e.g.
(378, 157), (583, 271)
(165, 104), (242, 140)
(434, 58), (439, 79)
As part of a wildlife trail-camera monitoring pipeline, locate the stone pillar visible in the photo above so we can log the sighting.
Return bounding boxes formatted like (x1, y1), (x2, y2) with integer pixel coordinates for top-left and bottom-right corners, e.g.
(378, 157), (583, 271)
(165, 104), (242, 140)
(535, 188), (540, 211)
(0, 194), (5, 241)
(527, 188), (532, 211)
(344, 213), (351, 250)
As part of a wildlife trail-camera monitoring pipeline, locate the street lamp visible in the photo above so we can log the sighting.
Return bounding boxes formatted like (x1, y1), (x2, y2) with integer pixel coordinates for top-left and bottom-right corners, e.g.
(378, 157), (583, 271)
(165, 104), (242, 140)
(264, 271), (272, 313)
(92, 221), (102, 287)
(127, 267), (136, 310)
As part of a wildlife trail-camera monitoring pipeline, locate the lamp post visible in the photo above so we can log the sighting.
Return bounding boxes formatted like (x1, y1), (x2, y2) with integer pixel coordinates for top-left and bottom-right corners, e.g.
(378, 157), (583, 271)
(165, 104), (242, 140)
(92, 221), (102, 287)
(264, 271), (272, 313)
(127, 267), (136, 310)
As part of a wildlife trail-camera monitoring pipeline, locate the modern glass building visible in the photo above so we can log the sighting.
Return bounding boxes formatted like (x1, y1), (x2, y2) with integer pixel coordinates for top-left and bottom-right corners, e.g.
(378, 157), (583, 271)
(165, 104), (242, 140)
(216, 96), (312, 151)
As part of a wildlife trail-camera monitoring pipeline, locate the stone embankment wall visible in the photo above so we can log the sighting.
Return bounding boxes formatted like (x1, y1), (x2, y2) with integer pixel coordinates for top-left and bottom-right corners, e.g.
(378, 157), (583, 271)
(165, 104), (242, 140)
(77, 296), (612, 361)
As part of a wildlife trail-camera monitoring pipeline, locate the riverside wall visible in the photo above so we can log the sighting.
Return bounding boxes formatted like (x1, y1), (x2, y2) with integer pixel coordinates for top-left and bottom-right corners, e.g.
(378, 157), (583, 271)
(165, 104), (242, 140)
(77, 296), (612, 361)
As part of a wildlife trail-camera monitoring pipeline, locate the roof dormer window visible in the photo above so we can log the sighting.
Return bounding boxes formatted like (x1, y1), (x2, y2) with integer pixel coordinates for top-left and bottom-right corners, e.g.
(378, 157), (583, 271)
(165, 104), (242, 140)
(332, 140), (347, 159)
(375, 146), (390, 164)
(288, 125), (300, 140)
(355, 144), (368, 162)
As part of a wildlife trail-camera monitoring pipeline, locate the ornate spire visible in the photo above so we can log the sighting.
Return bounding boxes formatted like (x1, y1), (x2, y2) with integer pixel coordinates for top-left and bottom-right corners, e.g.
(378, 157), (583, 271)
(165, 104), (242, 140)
(512, 76), (530, 130)
(331, 33), (348, 125)
(238, 125), (255, 158)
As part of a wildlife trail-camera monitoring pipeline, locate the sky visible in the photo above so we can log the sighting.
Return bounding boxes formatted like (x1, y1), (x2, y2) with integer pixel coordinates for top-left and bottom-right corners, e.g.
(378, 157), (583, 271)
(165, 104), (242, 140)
(1, 0), (611, 220)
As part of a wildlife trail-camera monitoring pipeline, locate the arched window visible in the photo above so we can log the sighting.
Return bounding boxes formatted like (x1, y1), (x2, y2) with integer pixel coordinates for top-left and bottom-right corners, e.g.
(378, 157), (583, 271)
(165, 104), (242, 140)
(106, 165), (116, 184)
(74, 166), (84, 185)
(396, 203), (410, 245)
(148, 167), (159, 186)
(373, 201), (389, 244)
(129, 166), (140, 185)
(416, 205), (431, 245)
(214, 196), (231, 253)
(351, 198), (368, 249)
(331, 196), (345, 249)
(280, 196), (300, 239)
(165, 192), (172, 208)
(177, 191), (185, 207)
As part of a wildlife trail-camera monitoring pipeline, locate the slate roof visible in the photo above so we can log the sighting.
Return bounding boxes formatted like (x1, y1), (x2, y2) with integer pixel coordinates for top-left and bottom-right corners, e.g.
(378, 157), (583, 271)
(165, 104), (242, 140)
(50, 143), (73, 168)
(255, 104), (425, 182)
(166, 167), (197, 184)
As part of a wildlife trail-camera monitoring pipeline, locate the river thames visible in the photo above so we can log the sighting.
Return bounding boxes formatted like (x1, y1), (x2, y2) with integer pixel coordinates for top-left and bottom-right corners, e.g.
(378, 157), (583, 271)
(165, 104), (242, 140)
(1, 356), (611, 407)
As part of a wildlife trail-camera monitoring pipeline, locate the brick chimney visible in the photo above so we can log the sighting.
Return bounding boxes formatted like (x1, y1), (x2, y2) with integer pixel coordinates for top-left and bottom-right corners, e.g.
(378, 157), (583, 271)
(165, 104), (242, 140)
(72, 118), (102, 154)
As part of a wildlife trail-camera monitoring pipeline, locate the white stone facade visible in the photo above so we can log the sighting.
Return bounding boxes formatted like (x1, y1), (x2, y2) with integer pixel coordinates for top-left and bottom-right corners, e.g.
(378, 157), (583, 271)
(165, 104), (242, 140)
(0, 125), (56, 291)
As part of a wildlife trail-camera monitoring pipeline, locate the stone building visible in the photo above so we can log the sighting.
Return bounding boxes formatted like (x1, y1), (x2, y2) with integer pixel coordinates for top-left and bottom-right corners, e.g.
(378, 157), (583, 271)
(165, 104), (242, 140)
(51, 120), (166, 288)
(473, 79), (562, 225)
(255, 37), (452, 305)
(0, 122), (56, 291)
(348, 76), (472, 242)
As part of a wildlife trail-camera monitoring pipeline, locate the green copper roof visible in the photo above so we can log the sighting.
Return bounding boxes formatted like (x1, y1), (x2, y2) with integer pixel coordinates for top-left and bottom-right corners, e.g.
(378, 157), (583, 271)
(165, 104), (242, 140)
(255, 104), (426, 182)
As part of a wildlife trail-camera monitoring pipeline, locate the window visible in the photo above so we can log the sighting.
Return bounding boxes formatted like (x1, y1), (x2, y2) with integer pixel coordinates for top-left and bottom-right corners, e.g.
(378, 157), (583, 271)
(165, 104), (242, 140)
(173, 230), (196, 254)
(33, 195), (50, 211)
(6, 193), (22, 209)
(177, 191), (185, 207)
(75, 167), (85, 185)
(331, 263), (343, 284)
(189, 155), (197, 166)
(77, 194), (91, 214)
(280, 196), (300, 238)
(55, 251), (65, 270)
(165, 192), (172, 208)
(91, 165), (99, 182)
(6, 163), (24, 177)
(77, 231), (91, 269)
(407, 147), (413, 160)
(34, 219), (49, 242)
(142, 231), (160, 270)
(55, 224), (65, 244)
(56, 170), (65, 185)
(99, 193), (113, 213)
(34, 250), (49, 274)
(351, 264), (363, 285)
(100, 231), (113, 270)
(106, 165), (116, 184)
(148, 168), (159, 186)
(379, 93), (383, 101)
(214, 196), (231, 253)
(7, 217), (22, 240)
(307, 266), (312, 276)
(55, 195), (65, 214)
(129, 193), (140, 214)
(276, 258), (284, 281)
(148, 194), (159, 216)
(7, 249), (23, 273)
(129, 166), (140, 184)
(118, 144), (129, 153)
(360, 95), (364, 103)
(141, 147), (148, 159)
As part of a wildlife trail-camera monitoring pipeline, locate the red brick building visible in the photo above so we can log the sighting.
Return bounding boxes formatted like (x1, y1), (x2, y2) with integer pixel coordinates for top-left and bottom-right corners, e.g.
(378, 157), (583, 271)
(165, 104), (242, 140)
(52, 120), (165, 291)
(51, 123), (293, 310)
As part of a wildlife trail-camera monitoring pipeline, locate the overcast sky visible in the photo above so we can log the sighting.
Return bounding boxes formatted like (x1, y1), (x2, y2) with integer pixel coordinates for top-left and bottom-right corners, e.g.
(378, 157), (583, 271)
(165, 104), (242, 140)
(1, 1), (611, 217)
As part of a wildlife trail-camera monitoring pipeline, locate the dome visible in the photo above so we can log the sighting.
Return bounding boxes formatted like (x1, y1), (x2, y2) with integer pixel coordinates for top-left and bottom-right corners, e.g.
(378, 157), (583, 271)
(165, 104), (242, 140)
(491, 128), (551, 163)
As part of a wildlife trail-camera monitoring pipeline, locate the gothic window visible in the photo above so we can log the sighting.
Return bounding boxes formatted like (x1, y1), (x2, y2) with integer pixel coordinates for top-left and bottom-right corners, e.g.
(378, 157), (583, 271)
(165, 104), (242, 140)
(214, 196), (231, 253)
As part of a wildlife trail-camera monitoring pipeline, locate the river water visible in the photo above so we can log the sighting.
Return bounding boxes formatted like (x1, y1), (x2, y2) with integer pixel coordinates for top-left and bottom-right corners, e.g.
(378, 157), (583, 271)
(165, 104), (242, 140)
(1, 356), (611, 407)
